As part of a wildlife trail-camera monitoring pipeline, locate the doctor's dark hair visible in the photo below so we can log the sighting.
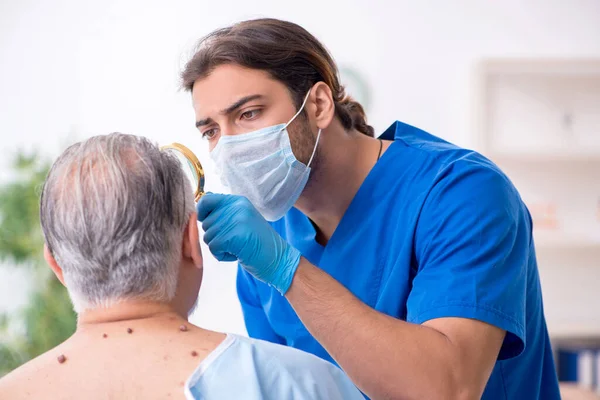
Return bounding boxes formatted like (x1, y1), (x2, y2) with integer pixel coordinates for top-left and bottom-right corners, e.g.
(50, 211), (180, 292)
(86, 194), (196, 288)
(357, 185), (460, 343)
(181, 18), (374, 137)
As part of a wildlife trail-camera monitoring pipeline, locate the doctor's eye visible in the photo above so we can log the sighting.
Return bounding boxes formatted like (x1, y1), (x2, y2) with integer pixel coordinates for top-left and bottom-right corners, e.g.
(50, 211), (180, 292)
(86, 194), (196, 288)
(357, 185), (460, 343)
(202, 128), (219, 140)
(240, 109), (261, 121)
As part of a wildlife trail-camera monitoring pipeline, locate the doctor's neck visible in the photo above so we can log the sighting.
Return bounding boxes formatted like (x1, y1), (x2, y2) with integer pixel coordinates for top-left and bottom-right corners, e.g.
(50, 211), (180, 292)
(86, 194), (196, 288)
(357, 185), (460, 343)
(295, 120), (386, 245)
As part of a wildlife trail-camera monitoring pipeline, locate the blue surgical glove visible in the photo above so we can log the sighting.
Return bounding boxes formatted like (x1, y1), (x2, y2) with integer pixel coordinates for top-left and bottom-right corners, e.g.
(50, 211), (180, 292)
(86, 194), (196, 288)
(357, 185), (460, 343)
(197, 193), (301, 295)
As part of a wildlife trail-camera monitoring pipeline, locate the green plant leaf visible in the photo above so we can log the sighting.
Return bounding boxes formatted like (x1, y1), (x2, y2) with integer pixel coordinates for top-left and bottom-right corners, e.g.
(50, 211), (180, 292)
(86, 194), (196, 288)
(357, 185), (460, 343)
(0, 151), (76, 378)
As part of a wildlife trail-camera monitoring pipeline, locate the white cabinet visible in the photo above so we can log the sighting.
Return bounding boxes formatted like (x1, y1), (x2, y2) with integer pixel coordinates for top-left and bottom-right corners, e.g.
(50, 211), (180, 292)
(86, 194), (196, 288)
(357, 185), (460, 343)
(474, 59), (600, 339)
(477, 60), (600, 152)
(486, 74), (600, 154)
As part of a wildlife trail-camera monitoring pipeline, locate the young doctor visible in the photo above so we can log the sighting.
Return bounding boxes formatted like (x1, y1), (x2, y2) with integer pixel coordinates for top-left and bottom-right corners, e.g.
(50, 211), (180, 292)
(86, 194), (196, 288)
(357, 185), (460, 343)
(183, 18), (561, 400)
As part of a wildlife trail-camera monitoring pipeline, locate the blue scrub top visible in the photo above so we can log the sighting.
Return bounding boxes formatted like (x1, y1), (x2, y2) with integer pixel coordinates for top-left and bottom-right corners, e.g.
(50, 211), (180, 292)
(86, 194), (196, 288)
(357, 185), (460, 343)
(237, 121), (560, 399)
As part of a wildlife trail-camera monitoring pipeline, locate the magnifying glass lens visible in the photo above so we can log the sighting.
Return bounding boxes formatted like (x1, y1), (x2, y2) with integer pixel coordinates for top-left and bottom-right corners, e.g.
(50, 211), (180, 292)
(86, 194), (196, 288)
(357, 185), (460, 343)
(170, 151), (199, 191)
(160, 143), (205, 202)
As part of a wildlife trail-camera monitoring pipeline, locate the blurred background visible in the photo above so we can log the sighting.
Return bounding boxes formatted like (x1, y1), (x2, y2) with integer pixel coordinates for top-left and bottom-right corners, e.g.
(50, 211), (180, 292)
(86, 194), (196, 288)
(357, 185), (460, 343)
(1, 0), (599, 396)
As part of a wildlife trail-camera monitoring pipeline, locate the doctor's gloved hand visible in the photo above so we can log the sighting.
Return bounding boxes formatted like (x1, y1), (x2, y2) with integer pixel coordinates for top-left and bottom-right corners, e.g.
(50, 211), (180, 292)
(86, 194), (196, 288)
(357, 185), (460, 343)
(196, 193), (301, 295)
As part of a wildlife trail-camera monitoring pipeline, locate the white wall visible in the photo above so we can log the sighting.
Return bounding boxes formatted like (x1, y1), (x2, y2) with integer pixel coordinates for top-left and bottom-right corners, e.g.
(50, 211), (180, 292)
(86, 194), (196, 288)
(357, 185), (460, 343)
(1, 0), (599, 336)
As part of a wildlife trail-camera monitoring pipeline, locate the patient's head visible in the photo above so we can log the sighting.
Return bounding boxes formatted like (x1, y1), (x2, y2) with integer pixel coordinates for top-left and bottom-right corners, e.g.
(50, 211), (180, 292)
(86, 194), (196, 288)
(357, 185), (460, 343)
(40, 133), (202, 314)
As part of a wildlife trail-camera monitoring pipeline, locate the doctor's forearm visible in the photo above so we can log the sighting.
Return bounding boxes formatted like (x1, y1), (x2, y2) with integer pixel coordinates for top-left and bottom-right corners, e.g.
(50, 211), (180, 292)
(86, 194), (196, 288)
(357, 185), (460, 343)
(285, 258), (478, 400)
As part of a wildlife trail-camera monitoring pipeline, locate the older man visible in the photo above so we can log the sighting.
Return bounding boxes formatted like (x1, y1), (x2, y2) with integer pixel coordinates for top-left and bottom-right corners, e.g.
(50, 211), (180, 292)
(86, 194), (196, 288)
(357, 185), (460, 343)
(0, 133), (364, 399)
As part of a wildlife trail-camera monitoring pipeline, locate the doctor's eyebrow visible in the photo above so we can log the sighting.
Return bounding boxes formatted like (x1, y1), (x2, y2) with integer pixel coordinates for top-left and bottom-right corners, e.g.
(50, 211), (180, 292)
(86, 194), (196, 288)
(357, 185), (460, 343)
(195, 94), (264, 128)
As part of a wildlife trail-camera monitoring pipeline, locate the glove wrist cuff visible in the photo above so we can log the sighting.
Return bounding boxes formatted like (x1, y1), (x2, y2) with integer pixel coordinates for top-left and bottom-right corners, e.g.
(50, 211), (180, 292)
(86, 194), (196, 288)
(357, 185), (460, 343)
(274, 247), (301, 295)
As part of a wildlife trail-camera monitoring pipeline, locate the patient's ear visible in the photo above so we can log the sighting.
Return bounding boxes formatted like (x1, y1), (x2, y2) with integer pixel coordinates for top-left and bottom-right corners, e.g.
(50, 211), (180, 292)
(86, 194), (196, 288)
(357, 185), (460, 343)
(182, 212), (203, 269)
(44, 245), (65, 286)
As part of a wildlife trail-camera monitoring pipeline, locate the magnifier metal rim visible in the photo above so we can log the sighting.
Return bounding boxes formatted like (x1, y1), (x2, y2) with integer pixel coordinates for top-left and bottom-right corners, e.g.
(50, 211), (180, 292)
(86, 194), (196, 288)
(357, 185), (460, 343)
(160, 143), (205, 202)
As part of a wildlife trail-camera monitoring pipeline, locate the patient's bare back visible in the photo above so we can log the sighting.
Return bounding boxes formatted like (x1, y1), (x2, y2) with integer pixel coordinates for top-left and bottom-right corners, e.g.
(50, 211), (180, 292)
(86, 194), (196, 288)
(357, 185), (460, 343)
(0, 317), (225, 399)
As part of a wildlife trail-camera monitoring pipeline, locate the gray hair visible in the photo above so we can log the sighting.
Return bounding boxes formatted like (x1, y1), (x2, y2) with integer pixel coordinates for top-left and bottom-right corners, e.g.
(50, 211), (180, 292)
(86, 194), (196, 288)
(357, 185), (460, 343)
(40, 133), (195, 312)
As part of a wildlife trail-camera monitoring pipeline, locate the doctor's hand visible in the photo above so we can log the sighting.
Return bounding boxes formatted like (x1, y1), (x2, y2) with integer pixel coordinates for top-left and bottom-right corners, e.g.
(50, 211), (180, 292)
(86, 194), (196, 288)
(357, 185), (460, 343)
(197, 193), (302, 295)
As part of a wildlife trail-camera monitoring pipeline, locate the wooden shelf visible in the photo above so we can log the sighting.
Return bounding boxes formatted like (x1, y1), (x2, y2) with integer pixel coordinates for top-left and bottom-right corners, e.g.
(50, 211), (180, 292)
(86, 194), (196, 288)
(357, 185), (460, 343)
(480, 58), (600, 77)
(534, 232), (600, 250)
(486, 151), (600, 164)
(548, 323), (600, 340)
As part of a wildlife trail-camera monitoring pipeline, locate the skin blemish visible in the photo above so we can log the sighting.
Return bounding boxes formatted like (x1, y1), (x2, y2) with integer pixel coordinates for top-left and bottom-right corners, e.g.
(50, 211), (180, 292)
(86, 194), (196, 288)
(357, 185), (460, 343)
(57, 354), (66, 364)
(102, 333), (108, 338)
(179, 381), (184, 387)
(127, 328), (133, 334)
(163, 355), (169, 361)
(191, 351), (198, 357)
(179, 324), (188, 332)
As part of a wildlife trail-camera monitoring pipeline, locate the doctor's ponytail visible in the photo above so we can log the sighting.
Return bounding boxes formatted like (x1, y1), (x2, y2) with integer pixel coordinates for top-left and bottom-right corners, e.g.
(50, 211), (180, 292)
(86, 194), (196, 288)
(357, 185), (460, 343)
(337, 95), (375, 137)
(181, 18), (375, 137)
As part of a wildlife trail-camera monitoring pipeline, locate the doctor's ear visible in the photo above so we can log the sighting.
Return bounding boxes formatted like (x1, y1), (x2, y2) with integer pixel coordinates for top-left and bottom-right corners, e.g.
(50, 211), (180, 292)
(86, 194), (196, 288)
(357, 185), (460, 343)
(309, 82), (335, 130)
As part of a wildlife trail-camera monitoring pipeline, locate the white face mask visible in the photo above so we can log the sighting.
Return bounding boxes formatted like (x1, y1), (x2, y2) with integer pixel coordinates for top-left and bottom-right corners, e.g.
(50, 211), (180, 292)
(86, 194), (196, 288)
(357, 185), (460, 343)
(210, 91), (321, 221)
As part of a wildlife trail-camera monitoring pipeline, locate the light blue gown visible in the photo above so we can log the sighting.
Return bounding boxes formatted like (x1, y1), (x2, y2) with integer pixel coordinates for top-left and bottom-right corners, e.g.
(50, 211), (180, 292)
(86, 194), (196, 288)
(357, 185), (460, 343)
(185, 334), (364, 400)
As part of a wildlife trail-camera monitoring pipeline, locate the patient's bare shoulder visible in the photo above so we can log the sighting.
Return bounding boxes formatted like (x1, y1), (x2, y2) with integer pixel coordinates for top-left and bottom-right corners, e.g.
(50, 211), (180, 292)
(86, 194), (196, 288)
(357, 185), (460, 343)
(0, 343), (71, 399)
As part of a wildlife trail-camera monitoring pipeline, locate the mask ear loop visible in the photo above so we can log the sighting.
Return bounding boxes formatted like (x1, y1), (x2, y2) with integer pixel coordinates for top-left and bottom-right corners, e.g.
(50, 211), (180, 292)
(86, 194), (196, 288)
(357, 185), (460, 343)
(283, 90), (312, 130)
(283, 89), (321, 168)
(277, 88), (324, 215)
(306, 128), (321, 168)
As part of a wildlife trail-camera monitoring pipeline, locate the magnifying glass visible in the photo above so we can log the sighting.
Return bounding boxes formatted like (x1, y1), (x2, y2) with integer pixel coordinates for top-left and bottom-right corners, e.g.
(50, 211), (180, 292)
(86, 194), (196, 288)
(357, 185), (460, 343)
(160, 143), (205, 202)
